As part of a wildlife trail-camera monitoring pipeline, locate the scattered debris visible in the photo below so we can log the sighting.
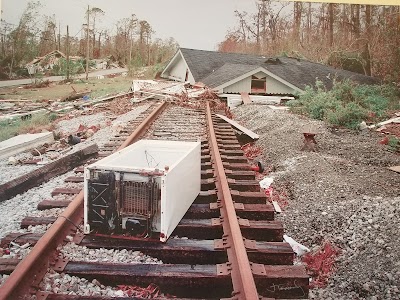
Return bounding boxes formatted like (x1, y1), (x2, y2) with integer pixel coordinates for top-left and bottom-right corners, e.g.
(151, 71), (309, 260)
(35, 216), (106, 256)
(283, 234), (310, 256)
(61, 89), (91, 102)
(67, 135), (81, 145)
(369, 116), (400, 129)
(116, 283), (172, 298)
(259, 176), (274, 189)
(241, 143), (262, 160)
(272, 201), (282, 213)
(302, 242), (340, 288)
(26, 50), (66, 74)
(358, 121), (368, 130)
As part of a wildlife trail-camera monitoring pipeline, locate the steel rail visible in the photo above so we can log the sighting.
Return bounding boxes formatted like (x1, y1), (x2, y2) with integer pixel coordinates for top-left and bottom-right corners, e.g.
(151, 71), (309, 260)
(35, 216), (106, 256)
(0, 101), (168, 300)
(206, 102), (259, 300)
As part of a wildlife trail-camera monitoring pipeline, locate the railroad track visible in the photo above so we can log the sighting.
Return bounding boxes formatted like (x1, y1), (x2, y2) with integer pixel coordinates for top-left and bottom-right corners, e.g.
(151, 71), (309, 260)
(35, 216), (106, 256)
(0, 100), (309, 299)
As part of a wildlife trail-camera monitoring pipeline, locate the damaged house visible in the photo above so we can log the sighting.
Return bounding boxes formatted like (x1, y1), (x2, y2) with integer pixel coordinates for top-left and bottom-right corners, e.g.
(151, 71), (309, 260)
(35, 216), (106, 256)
(26, 50), (67, 74)
(161, 48), (378, 95)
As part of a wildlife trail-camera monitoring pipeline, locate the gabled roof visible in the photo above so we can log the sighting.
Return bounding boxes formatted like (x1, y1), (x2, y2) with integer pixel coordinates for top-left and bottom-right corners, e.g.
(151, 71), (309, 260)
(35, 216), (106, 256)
(201, 63), (259, 88)
(180, 48), (379, 90)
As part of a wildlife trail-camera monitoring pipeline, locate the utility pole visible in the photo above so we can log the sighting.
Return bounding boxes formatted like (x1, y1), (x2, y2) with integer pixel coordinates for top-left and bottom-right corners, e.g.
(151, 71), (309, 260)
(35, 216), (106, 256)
(85, 5), (90, 80)
(58, 21), (61, 51)
(66, 25), (70, 80)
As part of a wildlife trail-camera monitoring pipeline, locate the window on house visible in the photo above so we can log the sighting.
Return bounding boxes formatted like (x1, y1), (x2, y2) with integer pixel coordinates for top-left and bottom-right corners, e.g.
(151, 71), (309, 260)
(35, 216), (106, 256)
(251, 75), (266, 93)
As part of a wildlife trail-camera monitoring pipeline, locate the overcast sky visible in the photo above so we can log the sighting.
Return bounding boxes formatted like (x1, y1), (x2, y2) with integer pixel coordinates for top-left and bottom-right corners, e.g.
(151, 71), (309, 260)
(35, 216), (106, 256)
(2, 0), (259, 50)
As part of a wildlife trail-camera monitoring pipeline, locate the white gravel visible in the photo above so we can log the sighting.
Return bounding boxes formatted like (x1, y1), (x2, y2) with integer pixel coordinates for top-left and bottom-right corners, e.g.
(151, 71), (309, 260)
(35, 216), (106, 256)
(60, 242), (162, 264)
(39, 270), (132, 297)
(0, 104), (152, 241)
(233, 104), (400, 300)
(0, 171), (74, 240)
(55, 112), (109, 135)
(0, 103), (151, 185)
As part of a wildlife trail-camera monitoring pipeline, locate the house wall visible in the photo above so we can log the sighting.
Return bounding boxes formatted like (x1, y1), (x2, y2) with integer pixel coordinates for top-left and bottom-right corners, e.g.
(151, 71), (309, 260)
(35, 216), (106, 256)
(223, 77), (251, 93)
(163, 56), (195, 84)
(223, 73), (295, 94)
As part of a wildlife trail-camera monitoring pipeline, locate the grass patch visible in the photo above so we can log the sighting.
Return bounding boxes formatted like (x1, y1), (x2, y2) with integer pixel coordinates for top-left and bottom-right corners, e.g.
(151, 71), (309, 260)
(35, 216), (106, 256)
(288, 80), (400, 129)
(0, 113), (56, 142)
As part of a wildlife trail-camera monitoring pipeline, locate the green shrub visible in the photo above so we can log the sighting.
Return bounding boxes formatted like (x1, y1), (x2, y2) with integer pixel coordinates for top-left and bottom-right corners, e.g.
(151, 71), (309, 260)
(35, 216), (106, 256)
(289, 79), (400, 129)
(325, 102), (368, 129)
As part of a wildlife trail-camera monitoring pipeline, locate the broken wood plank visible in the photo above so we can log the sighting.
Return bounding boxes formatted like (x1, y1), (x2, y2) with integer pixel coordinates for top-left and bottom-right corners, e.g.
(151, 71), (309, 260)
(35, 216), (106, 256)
(216, 114), (259, 141)
(0, 144), (98, 203)
(388, 166), (400, 173)
(20, 216), (56, 228)
(240, 92), (252, 105)
(64, 176), (84, 183)
(272, 201), (282, 213)
(0, 258), (20, 274)
(51, 188), (81, 197)
(37, 199), (71, 210)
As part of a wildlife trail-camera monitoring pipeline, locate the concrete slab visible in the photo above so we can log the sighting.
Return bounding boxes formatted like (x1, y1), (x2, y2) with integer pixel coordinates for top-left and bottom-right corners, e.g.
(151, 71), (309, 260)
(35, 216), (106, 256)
(0, 132), (54, 160)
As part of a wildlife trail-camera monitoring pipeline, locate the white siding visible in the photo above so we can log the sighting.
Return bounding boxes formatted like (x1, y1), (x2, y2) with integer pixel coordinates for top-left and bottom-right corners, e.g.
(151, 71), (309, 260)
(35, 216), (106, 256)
(265, 75), (295, 94)
(223, 73), (295, 94)
(223, 77), (251, 93)
(167, 57), (187, 82)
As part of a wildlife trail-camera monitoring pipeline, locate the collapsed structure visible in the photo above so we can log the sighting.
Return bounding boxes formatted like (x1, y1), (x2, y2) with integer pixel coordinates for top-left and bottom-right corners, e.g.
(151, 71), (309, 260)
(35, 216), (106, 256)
(161, 48), (379, 95)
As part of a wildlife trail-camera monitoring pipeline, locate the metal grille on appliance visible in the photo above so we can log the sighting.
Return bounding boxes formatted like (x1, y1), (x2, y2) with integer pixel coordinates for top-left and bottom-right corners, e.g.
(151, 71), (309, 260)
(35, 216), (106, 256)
(119, 181), (160, 218)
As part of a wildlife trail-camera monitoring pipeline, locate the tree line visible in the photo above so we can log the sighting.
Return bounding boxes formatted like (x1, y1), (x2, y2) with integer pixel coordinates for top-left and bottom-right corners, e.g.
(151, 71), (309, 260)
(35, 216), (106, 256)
(0, 1), (179, 79)
(218, 1), (400, 82)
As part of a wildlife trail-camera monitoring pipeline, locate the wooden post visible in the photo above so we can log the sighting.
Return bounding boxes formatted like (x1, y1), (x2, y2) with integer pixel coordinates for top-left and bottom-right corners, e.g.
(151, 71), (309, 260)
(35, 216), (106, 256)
(85, 5), (90, 80)
(66, 25), (70, 80)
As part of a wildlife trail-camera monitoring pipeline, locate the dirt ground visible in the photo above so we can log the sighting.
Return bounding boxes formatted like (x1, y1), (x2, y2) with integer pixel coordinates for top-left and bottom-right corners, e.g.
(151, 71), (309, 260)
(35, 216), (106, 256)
(233, 104), (400, 300)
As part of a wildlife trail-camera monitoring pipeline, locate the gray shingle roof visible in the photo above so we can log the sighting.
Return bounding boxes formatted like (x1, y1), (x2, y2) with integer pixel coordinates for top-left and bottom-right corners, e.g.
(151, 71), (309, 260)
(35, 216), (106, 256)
(201, 63), (259, 88)
(180, 48), (379, 90)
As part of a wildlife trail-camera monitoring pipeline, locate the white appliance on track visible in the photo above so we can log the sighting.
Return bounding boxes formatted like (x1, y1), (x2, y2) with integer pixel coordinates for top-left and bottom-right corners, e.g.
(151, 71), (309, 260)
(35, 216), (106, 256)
(84, 139), (201, 242)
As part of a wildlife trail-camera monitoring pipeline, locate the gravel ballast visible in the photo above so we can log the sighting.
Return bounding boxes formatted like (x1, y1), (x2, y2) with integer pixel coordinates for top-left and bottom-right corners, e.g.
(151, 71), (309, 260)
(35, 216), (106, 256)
(233, 104), (400, 300)
(0, 103), (151, 185)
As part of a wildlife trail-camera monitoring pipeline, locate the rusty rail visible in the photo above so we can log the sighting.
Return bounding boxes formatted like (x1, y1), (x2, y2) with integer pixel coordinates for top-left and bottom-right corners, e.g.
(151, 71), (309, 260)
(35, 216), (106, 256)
(206, 102), (259, 300)
(0, 101), (168, 300)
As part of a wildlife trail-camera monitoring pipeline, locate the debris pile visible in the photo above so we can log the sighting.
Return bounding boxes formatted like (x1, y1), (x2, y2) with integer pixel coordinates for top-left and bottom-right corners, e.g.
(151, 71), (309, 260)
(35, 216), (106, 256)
(241, 143), (262, 160)
(302, 242), (340, 288)
(116, 284), (173, 299)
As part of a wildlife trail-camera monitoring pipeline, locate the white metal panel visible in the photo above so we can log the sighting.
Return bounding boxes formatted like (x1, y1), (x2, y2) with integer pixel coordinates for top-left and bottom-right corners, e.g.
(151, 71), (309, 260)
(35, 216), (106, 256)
(87, 140), (197, 172)
(160, 141), (201, 242)
(84, 139), (201, 241)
